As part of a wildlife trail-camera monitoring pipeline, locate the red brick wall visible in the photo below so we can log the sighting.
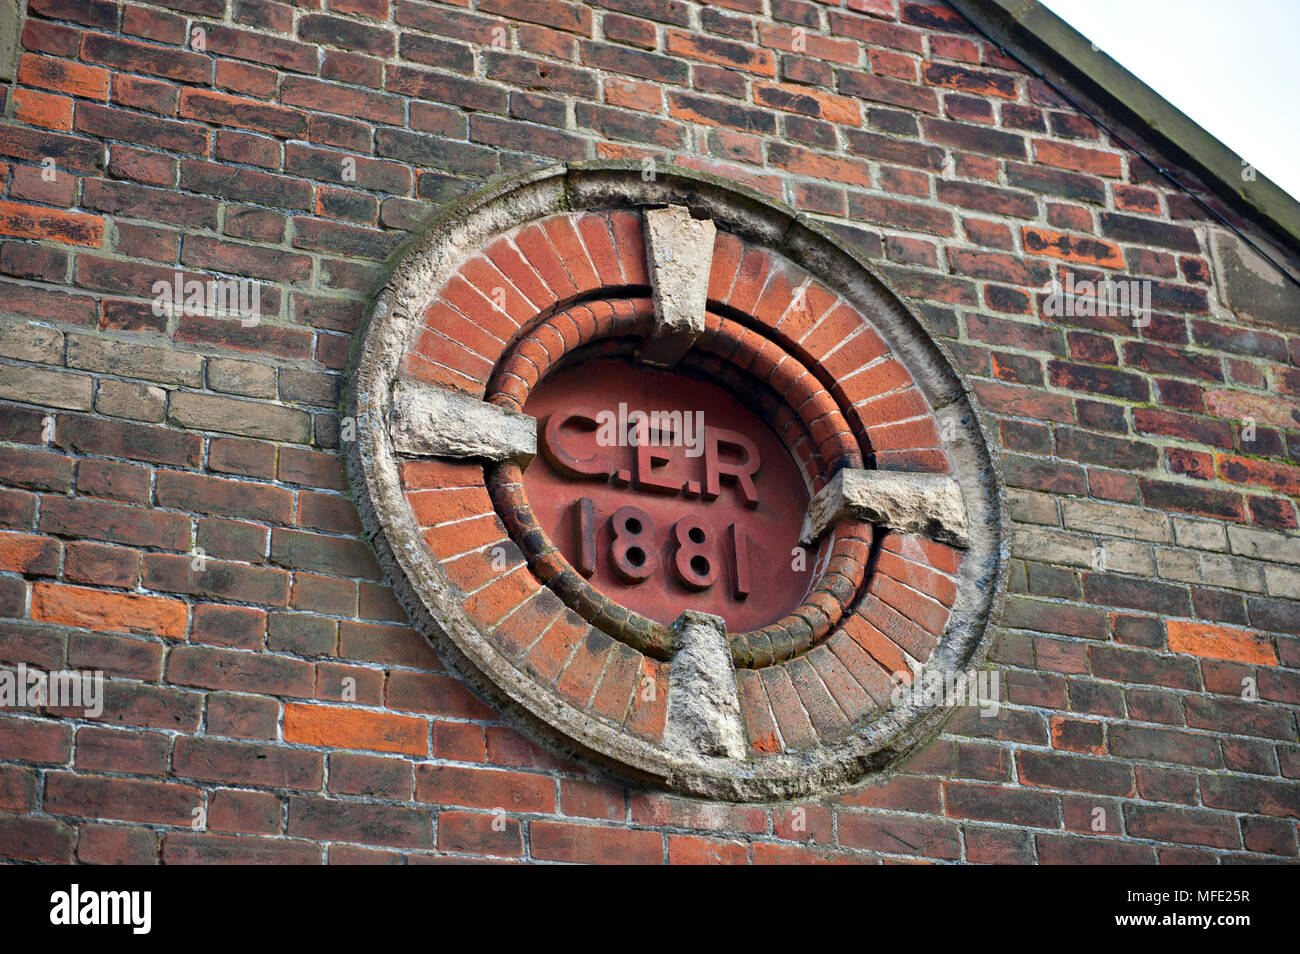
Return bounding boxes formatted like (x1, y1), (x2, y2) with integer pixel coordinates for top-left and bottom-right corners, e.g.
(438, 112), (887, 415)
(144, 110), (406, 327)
(0, 0), (1296, 864)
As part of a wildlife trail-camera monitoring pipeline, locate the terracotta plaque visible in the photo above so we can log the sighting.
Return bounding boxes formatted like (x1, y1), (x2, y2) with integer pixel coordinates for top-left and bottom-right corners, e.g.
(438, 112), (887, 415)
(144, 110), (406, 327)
(524, 357), (813, 632)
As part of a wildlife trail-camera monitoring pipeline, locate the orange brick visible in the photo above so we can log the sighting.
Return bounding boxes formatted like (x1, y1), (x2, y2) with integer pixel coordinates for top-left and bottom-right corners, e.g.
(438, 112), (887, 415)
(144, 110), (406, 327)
(483, 235), (555, 311)
(421, 299), (506, 363)
(727, 246), (774, 315)
(0, 532), (60, 575)
(489, 590), (565, 658)
(405, 486), (494, 527)
(31, 582), (187, 640)
(454, 256), (534, 330)
(841, 611), (908, 675)
(284, 703), (428, 756)
(443, 549), (511, 594)
(1216, 453), (1300, 496)
(422, 514), (508, 560)
(463, 565), (541, 628)
(411, 326), (493, 380)
(736, 669), (780, 754)
(523, 609), (588, 683)
(1034, 139), (1124, 177)
(666, 29), (775, 76)
(514, 222), (577, 299)
(1167, 620), (1278, 666)
(399, 458), (484, 491)
(871, 573), (949, 637)
(403, 352), (487, 397)
(416, 764), (555, 812)
(799, 303), (872, 362)
(595, 141), (657, 161)
(768, 141), (873, 187)
(604, 76), (660, 112)
(760, 23), (858, 64)
(1049, 716), (1105, 755)
(531, 820), (663, 864)
(18, 53), (111, 100)
(667, 833), (750, 864)
(755, 82), (861, 125)
(870, 48), (919, 80)
(1022, 226), (1123, 268)
(876, 550), (957, 606)
(708, 230), (744, 301)
(439, 273), (518, 343)
(607, 209), (649, 285)
(562, 302), (599, 344)
(0, 200), (103, 247)
(555, 628), (613, 708)
(543, 214), (601, 295)
(623, 655), (668, 742)
(868, 415), (942, 451)
(575, 212), (625, 287)
(13, 88), (75, 131)
(835, 357), (913, 404)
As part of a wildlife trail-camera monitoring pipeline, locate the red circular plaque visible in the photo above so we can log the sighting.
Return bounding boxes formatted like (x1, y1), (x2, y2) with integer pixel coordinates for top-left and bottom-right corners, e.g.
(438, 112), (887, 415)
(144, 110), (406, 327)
(523, 357), (814, 633)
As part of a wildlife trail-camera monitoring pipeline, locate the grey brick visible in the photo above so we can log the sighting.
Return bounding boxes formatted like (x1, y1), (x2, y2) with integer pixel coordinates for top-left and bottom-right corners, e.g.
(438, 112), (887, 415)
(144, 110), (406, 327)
(169, 391), (311, 443)
(67, 335), (204, 387)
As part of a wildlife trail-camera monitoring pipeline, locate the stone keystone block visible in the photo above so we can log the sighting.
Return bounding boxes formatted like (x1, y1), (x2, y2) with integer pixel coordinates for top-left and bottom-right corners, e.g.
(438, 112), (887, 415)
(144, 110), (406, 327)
(389, 377), (536, 466)
(801, 468), (970, 549)
(637, 204), (716, 368)
(665, 610), (747, 760)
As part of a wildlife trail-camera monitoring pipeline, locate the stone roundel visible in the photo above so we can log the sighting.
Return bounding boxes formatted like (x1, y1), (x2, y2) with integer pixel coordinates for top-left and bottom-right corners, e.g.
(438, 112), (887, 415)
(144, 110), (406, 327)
(346, 162), (1007, 800)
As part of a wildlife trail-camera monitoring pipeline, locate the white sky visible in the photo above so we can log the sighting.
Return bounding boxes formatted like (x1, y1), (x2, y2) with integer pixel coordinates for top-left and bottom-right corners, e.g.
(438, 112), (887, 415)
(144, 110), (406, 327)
(1042, 0), (1300, 200)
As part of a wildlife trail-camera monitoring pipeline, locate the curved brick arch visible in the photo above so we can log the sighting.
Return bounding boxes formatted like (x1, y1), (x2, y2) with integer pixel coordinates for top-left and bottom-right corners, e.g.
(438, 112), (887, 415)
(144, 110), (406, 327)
(347, 162), (1006, 798)
(406, 213), (966, 748)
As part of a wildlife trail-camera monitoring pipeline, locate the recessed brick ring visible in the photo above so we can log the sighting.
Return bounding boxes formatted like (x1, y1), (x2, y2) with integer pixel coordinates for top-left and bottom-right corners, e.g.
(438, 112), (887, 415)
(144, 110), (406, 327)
(481, 297), (875, 667)
(347, 162), (1007, 801)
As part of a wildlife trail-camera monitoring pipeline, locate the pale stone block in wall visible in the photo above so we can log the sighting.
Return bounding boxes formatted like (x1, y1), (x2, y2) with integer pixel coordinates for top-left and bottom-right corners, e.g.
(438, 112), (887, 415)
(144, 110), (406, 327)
(0, 0), (18, 83)
(1226, 525), (1300, 565)
(208, 357), (277, 399)
(1263, 564), (1300, 600)
(1209, 230), (1298, 333)
(0, 321), (63, 364)
(279, 368), (339, 407)
(67, 335), (205, 388)
(169, 391), (311, 443)
(1061, 499), (1171, 543)
(638, 204), (715, 368)
(96, 380), (166, 422)
(1154, 548), (1267, 593)
(389, 377), (535, 465)
(665, 611), (746, 760)
(1172, 517), (1229, 553)
(1011, 526), (1154, 576)
(0, 364), (92, 411)
(802, 468), (969, 547)
(1007, 489), (1059, 527)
